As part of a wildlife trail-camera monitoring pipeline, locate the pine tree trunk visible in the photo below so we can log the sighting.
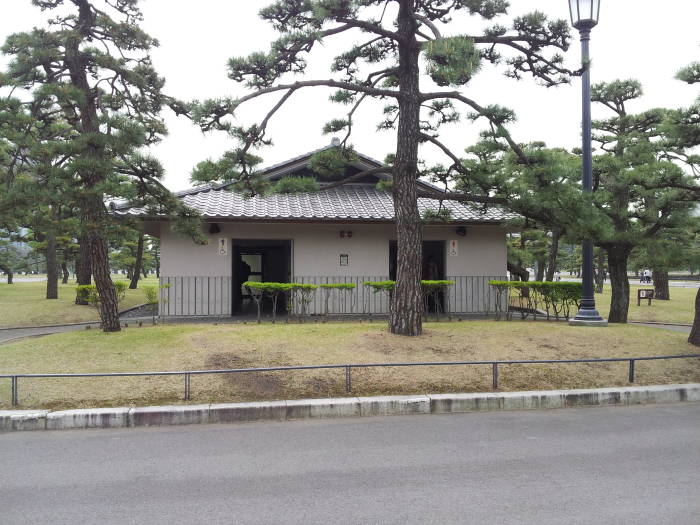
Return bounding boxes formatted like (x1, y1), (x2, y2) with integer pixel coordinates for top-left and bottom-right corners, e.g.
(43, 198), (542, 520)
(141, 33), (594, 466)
(75, 235), (92, 304)
(507, 261), (529, 282)
(155, 249), (160, 278)
(61, 261), (69, 284)
(142, 267), (148, 278)
(606, 245), (631, 323)
(545, 229), (560, 281)
(594, 250), (606, 294)
(652, 269), (670, 300)
(90, 232), (120, 332)
(389, 1), (422, 336)
(64, 6), (119, 332)
(535, 259), (545, 281)
(688, 288), (700, 346)
(46, 232), (58, 299)
(129, 232), (144, 289)
(0, 264), (12, 284)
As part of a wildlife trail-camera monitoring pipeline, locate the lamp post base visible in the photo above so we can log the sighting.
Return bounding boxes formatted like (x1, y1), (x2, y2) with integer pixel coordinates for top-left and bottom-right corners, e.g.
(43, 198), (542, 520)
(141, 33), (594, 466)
(569, 318), (608, 327)
(569, 308), (608, 327)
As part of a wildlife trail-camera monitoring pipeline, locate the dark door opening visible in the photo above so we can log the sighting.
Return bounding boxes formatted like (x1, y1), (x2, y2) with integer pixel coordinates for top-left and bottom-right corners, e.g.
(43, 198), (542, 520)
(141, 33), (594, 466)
(389, 240), (446, 311)
(232, 239), (292, 315)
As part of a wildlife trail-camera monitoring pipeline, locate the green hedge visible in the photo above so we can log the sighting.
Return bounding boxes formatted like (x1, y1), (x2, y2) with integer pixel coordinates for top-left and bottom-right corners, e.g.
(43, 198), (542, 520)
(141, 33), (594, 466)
(363, 280), (455, 292)
(488, 280), (582, 321)
(75, 282), (128, 307)
(142, 283), (171, 305)
(242, 282), (319, 322)
(319, 283), (357, 290)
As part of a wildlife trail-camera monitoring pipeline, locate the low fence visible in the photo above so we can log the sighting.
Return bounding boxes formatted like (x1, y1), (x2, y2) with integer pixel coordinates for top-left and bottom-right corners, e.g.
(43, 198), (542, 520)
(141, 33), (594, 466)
(159, 276), (232, 317)
(292, 275), (506, 315)
(157, 275), (506, 316)
(447, 275), (505, 314)
(293, 275), (390, 315)
(3, 354), (698, 407)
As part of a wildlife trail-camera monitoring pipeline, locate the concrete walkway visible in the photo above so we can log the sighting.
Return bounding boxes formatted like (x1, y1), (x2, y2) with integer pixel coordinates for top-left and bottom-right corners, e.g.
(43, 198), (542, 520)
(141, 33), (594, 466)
(0, 318), (153, 345)
(631, 322), (692, 334)
(0, 323), (98, 345)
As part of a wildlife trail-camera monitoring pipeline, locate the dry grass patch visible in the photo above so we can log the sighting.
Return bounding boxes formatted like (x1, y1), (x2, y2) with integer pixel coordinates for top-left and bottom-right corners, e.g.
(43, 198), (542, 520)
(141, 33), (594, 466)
(0, 320), (698, 409)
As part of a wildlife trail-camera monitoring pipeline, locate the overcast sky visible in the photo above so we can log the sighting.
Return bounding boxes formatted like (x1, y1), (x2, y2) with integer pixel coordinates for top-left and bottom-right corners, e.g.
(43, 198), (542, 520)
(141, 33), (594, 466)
(1, 0), (698, 191)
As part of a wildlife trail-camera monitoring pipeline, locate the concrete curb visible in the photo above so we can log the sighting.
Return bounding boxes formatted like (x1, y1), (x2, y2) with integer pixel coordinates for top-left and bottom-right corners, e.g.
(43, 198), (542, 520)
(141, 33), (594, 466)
(2, 384), (699, 432)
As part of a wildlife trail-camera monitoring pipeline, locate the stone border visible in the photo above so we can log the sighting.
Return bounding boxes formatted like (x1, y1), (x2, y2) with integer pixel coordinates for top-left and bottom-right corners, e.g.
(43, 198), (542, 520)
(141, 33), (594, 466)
(2, 383), (698, 432)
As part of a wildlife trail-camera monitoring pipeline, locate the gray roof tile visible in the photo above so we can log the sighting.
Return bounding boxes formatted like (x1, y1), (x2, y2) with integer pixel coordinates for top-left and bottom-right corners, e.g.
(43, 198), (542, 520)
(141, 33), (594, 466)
(116, 184), (517, 223)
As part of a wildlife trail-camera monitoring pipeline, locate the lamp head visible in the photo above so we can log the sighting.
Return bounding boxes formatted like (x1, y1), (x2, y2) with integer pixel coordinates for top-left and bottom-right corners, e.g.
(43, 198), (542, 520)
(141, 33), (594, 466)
(569, 0), (600, 30)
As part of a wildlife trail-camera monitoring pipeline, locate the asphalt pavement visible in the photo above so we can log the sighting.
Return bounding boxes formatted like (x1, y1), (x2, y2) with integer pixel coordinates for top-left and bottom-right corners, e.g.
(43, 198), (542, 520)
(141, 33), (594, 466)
(1, 403), (698, 525)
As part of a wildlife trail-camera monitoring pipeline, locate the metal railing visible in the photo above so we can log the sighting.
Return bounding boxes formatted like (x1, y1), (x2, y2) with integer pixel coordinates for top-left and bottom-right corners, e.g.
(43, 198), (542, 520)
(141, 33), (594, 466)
(2, 354), (699, 407)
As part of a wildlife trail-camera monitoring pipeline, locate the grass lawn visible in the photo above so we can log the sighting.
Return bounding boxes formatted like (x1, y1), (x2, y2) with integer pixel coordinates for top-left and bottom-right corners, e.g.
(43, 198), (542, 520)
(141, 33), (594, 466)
(595, 283), (696, 324)
(0, 276), (159, 328)
(1, 321), (697, 409)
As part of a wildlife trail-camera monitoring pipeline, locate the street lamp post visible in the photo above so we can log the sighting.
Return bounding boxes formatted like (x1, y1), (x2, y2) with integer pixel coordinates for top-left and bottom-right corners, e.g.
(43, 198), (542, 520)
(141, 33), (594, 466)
(568, 0), (607, 326)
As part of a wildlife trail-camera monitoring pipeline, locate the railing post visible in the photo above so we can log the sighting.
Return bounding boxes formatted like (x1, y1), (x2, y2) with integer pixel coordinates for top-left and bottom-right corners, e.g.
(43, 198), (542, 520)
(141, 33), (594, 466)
(345, 366), (352, 393)
(492, 363), (498, 390)
(184, 373), (191, 400)
(628, 360), (635, 383)
(11, 376), (18, 406)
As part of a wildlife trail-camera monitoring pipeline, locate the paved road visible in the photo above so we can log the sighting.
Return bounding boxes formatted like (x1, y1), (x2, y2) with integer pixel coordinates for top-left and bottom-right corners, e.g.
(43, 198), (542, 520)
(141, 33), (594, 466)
(1, 404), (698, 524)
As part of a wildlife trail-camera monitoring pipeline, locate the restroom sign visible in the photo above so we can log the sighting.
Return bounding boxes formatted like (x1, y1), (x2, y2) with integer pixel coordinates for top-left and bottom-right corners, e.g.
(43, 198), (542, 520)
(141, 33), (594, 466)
(218, 238), (228, 256)
(448, 239), (458, 257)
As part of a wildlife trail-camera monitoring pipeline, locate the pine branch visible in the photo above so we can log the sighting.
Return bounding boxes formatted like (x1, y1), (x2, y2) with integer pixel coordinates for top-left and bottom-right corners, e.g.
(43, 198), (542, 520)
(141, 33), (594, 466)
(336, 18), (404, 43)
(421, 91), (530, 164)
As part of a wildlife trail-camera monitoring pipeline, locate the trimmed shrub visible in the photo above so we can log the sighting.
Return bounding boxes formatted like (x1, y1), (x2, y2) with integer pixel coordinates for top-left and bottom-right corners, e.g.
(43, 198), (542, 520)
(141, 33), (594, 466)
(364, 280), (455, 318)
(319, 283), (357, 290)
(364, 280), (396, 292)
(243, 282), (319, 322)
(143, 283), (170, 306)
(75, 282), (127, 308)
(489, 280), (582, 321)
(143, 285), (158, 305)
(75, 285), (94, 304)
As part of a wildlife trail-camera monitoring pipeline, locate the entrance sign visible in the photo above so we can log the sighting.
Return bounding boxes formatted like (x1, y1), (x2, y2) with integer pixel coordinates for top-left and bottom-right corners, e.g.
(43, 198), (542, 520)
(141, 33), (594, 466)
(218, 238), (228, 256)
(448, 239), (458, 257)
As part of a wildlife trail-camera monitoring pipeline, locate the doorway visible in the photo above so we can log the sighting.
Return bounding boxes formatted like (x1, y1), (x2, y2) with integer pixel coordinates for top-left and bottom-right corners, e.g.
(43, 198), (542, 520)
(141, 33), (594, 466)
(232, 239), (292, 315)
(389, 240), (446, 281)
(389, 240), (446, 312)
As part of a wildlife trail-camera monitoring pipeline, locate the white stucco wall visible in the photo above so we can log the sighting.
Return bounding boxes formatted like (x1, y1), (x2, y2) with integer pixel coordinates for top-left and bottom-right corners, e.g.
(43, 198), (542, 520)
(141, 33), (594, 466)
(158, 222), (506, 278)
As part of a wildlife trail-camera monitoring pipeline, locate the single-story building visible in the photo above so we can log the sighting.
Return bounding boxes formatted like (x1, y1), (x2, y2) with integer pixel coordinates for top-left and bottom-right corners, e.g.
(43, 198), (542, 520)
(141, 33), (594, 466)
(116, 141), (516, 317)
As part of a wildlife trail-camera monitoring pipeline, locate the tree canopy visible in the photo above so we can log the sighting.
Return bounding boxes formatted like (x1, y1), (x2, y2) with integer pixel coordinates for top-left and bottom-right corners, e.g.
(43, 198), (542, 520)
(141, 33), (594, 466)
(183, 0), (577, 335)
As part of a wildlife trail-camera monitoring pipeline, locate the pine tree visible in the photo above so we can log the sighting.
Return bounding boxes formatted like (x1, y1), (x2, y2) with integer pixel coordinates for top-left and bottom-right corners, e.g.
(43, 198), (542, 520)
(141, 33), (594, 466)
(457, 106), (697, 323)
(586, 80), (696, 321)
(666, 61), (700, 345)
(1, 0), (200, 331)
(186, 1), (574, 335)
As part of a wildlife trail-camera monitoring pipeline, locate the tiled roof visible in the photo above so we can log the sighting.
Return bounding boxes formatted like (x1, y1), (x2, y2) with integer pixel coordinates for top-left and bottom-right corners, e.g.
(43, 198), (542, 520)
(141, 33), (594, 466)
(115, 184), (517, 223)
